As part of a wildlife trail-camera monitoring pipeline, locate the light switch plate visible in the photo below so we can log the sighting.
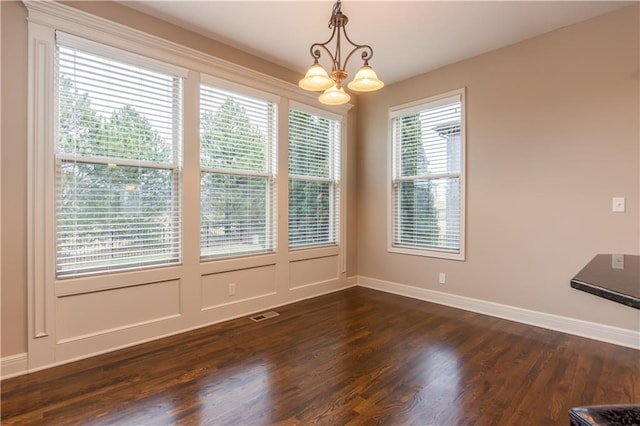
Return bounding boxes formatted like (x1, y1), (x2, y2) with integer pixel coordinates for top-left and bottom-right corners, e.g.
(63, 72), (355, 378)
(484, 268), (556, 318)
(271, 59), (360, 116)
(611, 254), (624, 269)
(612, 197), (625, 212)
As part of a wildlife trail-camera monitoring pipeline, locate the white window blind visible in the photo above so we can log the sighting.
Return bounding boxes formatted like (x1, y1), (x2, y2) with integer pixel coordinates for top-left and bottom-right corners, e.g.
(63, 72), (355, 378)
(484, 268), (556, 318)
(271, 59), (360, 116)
(56, 38), (183, 278)
(200, 82), (277, 259)
(390, 92), (464, 257)
(288, 107), (341, 249)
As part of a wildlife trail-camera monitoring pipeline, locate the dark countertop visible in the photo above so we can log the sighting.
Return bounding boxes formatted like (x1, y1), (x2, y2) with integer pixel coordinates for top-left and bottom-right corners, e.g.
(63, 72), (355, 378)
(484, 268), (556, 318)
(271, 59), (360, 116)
(571, 254), (639, 309)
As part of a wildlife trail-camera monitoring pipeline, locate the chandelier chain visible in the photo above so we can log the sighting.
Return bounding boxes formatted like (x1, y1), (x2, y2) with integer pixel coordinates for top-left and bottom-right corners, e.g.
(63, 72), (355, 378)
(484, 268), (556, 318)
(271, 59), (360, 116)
(329, 0), (342, 28)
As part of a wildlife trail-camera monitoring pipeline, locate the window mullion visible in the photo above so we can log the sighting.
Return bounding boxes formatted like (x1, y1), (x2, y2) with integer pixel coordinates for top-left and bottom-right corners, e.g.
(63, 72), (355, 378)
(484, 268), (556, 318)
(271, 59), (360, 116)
(289, 174), (332, 183)
(200, 166), (272, 178)
(56, 153), (177, 170)
(394, 172), (461, 182)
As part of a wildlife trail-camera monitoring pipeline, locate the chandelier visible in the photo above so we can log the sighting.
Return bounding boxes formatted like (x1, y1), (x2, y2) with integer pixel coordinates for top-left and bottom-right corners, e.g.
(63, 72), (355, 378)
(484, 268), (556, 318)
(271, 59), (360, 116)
(298, 0), (384, 105)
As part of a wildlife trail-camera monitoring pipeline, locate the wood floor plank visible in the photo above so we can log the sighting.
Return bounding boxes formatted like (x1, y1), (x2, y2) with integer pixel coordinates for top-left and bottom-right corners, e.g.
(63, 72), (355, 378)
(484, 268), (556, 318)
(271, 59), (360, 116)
(2, 287), (638, 425)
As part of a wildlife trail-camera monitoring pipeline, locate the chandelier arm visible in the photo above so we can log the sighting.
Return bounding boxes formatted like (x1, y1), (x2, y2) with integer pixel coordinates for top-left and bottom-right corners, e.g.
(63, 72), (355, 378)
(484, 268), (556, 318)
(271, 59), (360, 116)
(340, 25), (374, 65)
(343, 44), (374, 71)
(310, 42), (341, 72)
(309, 24), (340, 70)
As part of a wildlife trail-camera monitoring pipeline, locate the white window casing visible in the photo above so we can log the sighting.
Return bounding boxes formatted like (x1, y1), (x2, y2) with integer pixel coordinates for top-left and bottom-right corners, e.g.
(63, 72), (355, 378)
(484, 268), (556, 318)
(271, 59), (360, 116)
(388, 88), (466, 260)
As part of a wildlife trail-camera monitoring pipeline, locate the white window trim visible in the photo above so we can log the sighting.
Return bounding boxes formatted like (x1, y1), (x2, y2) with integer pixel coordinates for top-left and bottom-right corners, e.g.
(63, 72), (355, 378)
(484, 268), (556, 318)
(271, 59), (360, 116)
(387, 88), (466, 261)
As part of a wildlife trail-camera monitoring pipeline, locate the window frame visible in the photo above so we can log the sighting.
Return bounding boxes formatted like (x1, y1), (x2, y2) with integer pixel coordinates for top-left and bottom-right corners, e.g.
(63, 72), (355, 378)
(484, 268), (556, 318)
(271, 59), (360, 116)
(199, 74), (278, 261)
(387, 88), (466, 261)
(287, 101), (342, 251)
(54, 32), (186, 278)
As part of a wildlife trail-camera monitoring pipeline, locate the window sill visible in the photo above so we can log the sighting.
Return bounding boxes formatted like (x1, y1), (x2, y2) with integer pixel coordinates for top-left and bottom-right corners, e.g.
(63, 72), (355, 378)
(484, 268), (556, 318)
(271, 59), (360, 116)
(388, 245), (465, 261)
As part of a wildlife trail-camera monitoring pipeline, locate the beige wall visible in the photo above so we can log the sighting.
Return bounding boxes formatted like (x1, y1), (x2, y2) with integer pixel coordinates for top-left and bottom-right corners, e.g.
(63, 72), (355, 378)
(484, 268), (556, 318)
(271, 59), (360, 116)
(0, 0), (358, 358)
(357, 5), (640, 330)
(2, 1), (637, 360)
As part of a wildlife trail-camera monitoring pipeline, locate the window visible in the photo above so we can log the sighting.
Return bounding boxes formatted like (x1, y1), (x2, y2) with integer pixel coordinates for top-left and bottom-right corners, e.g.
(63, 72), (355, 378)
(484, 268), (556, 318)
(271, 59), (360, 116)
(288, 105), (341, 249)
(200, 79), (277, 259)
(28, 4), (353, 368)
(389, 89), (465, 259)
(55, 34), (183, 277)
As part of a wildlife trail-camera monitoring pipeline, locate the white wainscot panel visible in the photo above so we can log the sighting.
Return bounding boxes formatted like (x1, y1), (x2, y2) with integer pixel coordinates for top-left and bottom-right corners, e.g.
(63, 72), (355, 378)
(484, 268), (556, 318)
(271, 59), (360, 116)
(57, 280), (181, 342)
(201, 265), (277, 310)
(289, 256), (339, 289)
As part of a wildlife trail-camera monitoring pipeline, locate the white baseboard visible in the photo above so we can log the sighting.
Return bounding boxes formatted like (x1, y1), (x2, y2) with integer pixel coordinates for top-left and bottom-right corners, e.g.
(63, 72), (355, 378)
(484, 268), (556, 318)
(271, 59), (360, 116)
(1, 353), (28, 380)
(346, 275), (358, 287)
(357, 276), (640, 350)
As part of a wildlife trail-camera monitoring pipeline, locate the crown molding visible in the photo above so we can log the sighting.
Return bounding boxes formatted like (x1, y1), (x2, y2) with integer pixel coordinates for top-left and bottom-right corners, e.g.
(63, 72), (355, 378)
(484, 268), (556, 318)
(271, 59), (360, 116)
(24, 0), (353, 113)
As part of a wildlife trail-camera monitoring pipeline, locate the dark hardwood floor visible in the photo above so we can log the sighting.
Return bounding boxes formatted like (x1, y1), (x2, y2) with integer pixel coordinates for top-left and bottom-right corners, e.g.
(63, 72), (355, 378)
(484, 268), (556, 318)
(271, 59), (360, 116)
(2, 287), (639, 425)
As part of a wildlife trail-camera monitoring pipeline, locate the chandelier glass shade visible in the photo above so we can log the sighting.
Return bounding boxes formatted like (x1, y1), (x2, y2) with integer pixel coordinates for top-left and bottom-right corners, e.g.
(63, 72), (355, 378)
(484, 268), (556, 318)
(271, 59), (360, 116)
(299, 0), (384, 105)
(347, 65), (384, 92)
(298, 63), (334, 91)
(318, 83), (351, 105)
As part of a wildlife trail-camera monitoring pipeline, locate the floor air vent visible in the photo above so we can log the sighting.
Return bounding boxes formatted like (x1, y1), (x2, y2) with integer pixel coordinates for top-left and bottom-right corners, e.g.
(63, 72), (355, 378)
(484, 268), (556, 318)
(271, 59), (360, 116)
(249, 311), (280, 322)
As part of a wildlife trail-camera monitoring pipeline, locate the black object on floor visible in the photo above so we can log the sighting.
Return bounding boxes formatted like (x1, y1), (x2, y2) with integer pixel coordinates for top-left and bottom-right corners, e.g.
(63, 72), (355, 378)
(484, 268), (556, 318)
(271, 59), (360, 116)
(569, 404), (640, 425)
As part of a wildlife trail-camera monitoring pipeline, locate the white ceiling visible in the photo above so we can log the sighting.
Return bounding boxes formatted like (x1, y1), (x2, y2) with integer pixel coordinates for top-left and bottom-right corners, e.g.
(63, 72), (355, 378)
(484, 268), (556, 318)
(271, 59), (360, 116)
(120, 1), (632, 86)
